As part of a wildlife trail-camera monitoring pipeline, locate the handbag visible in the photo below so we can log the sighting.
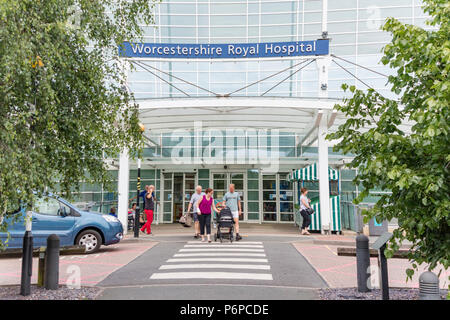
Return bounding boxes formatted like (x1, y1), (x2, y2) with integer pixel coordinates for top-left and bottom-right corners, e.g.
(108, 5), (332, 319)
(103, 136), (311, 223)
(184, 213), (192, 227)
(306, 207), (315, 215)
(179, 214), (186, 225)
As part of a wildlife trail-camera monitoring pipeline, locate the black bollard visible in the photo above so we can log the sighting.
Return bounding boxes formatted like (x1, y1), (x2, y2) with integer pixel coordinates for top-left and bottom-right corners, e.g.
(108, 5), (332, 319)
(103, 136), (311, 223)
(134, 206), (140, 238)
(378, 243), (389, 300)
(44, 234), (60, 290)
(356, 234), (370, 292)
(20, 230), (33, 296)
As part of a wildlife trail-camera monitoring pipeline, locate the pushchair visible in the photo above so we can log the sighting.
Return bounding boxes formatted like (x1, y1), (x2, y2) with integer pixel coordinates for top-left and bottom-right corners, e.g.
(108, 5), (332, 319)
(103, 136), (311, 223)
(127, 211), (135, 231)
(214, 206), (235, 243)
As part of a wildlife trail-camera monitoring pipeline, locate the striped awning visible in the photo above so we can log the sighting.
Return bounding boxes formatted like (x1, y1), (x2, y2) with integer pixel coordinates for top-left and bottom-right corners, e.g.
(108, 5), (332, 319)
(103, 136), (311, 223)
(288, 163), (339, 181)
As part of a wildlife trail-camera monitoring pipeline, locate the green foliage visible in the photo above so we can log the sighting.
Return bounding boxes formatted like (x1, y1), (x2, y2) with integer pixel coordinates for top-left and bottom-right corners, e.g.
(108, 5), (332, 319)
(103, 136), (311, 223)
(0, 0), (157, 239)
(327, 0), (449, 282)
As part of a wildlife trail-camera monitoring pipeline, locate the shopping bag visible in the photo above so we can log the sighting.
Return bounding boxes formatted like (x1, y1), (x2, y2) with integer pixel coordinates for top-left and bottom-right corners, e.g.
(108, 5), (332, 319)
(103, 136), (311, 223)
(184, 213), (192, 227)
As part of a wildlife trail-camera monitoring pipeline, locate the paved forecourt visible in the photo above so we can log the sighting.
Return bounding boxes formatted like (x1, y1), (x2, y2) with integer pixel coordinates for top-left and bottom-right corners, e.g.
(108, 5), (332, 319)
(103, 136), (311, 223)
(97, 237), (327, 299)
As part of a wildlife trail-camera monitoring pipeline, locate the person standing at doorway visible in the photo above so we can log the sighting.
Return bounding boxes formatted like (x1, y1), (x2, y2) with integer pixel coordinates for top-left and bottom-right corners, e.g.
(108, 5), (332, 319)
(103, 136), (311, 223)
(141, 185), (157, 235)
(222, 184), (242, 241)
(299, 187), (312, 235)
(197, 188), (220, 243)
(187, 185), (205, 239)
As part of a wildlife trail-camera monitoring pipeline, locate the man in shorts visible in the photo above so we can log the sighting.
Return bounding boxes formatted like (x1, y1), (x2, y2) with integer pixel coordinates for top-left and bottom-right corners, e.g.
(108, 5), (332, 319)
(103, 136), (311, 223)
(222, 184), (242, 241)
(187, 185), (205, 239)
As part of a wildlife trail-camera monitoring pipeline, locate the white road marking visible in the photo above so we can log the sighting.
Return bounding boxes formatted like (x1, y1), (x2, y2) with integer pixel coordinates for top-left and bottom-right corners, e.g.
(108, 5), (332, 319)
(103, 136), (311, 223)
(167, 258), (268, 263)
(150, 272), (273, 280)
(159, 264), (271, 270)
(187, 241), (263, 244)
(180, 248), (265, 252)
(184, 244), (263, 248)
(174, 253), (266, 257)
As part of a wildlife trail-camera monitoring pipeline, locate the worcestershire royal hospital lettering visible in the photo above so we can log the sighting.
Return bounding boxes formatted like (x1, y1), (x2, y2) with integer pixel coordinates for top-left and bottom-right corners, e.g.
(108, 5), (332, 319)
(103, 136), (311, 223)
(120, 39), (329, 59)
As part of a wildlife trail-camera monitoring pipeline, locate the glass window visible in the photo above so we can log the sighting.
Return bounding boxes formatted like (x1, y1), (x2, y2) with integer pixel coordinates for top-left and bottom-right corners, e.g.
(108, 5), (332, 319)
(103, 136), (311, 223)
(261, 13), (293, 25)
(328, 10), (357, 22)
(210, 3), (246, 14)
(248, 15), (259, 26)
(210, 27), (247, 37)
(304, 0), (323, 11)
(248, 212), (259, 220)
(261, 2), (294, 13)
(329, 0), (357, 10)
(328, 21), (357, 33)
(304, 12), (322, 23)
(248, 180), (259, 190)
(247, 170), (259, 180)
(261, 25), (294, 36)
(211, 15), (246, 25)
(34, 197), (61, 216)
(160, 4), (196, 15)
(248, 202), (259, 212)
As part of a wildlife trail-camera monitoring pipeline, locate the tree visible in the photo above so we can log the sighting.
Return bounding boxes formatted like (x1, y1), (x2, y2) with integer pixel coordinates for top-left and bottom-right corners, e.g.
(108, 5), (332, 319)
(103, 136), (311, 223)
(327, 0), (449, 284)
(0, 0), (156, 243)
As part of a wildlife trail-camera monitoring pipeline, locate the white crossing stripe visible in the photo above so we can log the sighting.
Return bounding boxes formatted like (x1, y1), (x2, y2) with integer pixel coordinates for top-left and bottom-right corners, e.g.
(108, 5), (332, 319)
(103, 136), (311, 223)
(159, 264), (271, 270)
(150, 272), (273, 280)
(187, 241), (263, 244)
(174, 253), (266, 257)
(184, 244), (263, 248)
(149, 241), (273, 282)
(167, 258), (268, 263)
(180, 248), (264, 252)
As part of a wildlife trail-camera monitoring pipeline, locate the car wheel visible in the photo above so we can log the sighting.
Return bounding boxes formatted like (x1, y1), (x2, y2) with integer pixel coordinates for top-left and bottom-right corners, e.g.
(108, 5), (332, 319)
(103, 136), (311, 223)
(76, 230), (102, 253)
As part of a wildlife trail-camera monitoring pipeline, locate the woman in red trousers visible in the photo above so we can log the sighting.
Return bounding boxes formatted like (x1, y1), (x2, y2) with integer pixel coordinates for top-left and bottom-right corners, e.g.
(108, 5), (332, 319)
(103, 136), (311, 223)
(141, 185), (157, 235)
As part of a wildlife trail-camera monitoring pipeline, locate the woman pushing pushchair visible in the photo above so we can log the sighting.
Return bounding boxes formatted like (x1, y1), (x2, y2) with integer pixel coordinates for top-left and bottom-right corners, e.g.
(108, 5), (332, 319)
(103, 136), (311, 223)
(196, 188), (220, 243)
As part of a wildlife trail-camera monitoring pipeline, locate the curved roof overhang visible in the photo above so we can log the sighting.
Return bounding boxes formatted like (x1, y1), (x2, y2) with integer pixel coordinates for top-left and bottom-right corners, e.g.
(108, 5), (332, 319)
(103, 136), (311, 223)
(137, 96), (347, 143)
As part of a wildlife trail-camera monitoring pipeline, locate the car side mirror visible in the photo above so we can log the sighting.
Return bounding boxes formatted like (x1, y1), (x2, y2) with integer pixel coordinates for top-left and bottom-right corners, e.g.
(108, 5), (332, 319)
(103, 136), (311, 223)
(60, 206), (68, 217)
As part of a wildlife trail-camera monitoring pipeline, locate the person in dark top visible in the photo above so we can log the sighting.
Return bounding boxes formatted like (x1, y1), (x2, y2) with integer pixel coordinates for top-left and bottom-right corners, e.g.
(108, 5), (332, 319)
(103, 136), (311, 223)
(140, 185), (157, 235)
(129, 185), (149, 207)
(109, 207), (117, 217)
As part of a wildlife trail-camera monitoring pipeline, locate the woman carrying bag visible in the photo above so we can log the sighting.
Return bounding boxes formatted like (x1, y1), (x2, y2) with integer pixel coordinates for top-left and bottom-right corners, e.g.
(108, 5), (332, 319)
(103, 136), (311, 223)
(299, 187), (312, 235)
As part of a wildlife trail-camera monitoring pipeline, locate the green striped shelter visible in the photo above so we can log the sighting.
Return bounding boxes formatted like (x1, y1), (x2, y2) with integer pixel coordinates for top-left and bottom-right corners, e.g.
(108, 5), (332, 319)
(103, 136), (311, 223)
(288, 163), (339, 181)
(308, 195), (341, 232)
(291, 163), (341, 232)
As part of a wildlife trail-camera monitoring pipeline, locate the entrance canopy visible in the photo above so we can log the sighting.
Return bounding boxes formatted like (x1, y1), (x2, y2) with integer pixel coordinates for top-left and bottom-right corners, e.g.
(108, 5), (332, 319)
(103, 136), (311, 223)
(138, 96), (345, 143)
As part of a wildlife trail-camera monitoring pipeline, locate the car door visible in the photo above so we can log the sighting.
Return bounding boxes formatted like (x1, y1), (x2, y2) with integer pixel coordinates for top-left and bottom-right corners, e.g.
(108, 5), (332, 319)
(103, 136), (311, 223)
(32, 196), (76, 247)
(0, 208), (26, 248)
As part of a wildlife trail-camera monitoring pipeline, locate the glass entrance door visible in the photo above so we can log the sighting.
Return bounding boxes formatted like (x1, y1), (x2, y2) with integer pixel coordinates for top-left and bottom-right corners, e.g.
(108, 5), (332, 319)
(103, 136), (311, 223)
(162, 172), (196, 223)
(262, 173), (294, 222)
(230, 173), (245, 221)
(212, 172), (245, 221)
(262, 175), (277, 222)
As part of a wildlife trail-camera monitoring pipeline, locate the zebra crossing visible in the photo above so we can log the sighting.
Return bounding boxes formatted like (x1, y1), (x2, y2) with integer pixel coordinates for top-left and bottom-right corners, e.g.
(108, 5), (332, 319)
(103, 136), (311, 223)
(149, 241), (273, 281)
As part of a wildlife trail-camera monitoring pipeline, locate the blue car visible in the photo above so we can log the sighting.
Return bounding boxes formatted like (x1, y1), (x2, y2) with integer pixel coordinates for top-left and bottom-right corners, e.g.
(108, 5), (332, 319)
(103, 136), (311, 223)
(0, 194), (123, 253)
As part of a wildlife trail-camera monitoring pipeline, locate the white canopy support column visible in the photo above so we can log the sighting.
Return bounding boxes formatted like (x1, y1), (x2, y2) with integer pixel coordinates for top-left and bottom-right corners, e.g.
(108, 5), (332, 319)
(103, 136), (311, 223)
(318, 1), (332, 234)
(318, 113), (331, 234)
(117, 150), (130, 233)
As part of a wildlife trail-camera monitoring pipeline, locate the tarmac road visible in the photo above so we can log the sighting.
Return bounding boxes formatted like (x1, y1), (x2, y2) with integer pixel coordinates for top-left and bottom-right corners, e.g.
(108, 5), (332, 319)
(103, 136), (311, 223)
(96, 235), (327, 300)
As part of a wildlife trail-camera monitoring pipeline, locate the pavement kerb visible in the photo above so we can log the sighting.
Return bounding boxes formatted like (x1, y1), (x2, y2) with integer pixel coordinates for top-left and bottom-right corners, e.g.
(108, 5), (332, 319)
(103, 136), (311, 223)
(310, 239), (412, 248)
(120, 235), (413, 249)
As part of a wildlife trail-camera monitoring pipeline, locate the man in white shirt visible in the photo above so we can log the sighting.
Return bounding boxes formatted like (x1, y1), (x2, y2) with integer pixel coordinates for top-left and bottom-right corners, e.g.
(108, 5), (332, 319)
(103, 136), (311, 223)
(222, 184), (242, 241)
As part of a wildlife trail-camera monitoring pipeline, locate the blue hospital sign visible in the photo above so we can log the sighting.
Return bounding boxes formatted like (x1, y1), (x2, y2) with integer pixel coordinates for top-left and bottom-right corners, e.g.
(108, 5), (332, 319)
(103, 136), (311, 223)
(119, 40), (329, 59)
